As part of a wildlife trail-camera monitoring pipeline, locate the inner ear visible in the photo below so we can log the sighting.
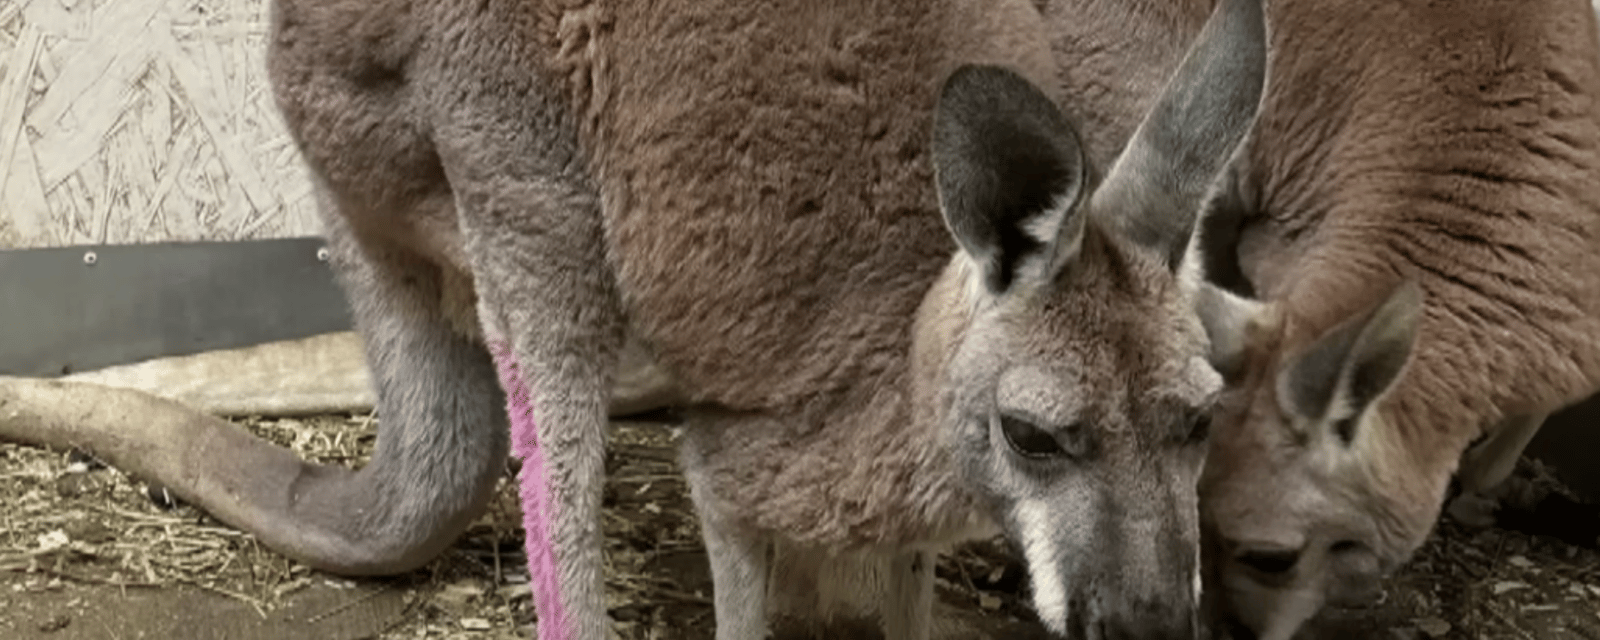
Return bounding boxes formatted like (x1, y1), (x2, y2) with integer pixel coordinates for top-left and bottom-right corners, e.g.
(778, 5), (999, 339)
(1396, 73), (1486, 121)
(1277, 315), (1365, 423)
(1339, 281), (1423, 413)
(932, 64), (1091, 296)
(1276, 281), (1424, 441)
(1195, 282), (1265, 379)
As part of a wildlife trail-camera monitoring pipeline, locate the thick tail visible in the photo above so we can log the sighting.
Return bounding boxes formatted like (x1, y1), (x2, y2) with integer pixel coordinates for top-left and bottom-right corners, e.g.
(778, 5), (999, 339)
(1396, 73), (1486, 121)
(0, 194), (514, 576)
(0, 366), (502, 576)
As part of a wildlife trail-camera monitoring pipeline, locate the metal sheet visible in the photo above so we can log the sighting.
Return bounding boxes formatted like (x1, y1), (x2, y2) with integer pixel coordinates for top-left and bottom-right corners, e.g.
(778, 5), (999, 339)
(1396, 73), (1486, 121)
(0, 238), (353, 376)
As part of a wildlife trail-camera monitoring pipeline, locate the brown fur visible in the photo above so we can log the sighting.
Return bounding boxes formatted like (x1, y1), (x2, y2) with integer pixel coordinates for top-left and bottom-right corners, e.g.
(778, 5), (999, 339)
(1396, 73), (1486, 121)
(600, 0), (1055, 415)
(1038, 0), (1213, 167)
(572, 0), (1056, 552)
(0, 1), (1277, 638)
(599, 0), (1222, 420)
(1195, 0), (1600, 636)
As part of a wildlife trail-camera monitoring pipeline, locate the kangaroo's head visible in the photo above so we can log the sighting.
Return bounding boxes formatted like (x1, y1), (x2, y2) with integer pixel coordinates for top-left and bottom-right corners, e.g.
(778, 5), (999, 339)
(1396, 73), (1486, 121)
(916, 0), (1265, 636)
(1194, 281), (1433, 640)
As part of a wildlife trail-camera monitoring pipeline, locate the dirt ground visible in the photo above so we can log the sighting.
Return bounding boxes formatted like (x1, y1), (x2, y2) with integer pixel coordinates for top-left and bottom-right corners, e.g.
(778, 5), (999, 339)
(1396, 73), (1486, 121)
(3, 412), (1599, 640)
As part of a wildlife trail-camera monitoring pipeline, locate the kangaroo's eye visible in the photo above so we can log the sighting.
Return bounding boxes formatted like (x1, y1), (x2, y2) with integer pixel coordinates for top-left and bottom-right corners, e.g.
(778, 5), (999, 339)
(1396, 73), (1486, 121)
(998, 414), (1066, 458)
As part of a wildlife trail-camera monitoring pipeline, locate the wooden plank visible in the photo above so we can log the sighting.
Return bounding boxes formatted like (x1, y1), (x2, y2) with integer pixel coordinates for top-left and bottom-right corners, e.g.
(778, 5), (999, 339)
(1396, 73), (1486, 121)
(32, 40), (156, 189)
(160, 29), (281, 219)
(23, 0), (163, 135)
(7, 0), (324, 250)
(0, 26), (49, 248)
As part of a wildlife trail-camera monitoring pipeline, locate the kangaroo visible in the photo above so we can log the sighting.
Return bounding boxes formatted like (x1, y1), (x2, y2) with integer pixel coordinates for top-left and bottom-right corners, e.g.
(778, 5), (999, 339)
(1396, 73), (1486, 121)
(0, 3), (1253, 624)
(1189, 0), (1600, 637)
(266, 0), (1269, 637)
(0, 0), (1262, 639)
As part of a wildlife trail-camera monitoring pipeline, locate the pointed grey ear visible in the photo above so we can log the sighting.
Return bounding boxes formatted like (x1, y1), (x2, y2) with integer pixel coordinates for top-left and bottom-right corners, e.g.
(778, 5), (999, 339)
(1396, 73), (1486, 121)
(932, 64), (1091, 296)
(1195, 282), (1265, 377)
(1093, 0), (1266, 271)
(1277, 281), (1423, 444)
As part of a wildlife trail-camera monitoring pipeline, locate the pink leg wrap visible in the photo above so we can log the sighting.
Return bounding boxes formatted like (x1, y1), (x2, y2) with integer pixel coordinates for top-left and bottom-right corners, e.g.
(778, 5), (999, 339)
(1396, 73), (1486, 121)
(490, 341), (573, 640)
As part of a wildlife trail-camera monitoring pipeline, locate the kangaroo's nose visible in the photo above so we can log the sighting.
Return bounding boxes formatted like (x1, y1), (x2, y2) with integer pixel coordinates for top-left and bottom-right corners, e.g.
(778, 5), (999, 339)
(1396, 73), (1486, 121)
(1232, 543), (1303, 577)
(1095, 592), (1201, 640)
(1326, 540), (1383, 606)
(1098, 608), (1199, 640)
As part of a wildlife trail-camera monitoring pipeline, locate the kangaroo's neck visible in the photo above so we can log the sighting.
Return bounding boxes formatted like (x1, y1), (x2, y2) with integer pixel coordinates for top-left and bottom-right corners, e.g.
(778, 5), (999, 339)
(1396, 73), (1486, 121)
(676, 256), (993, 549)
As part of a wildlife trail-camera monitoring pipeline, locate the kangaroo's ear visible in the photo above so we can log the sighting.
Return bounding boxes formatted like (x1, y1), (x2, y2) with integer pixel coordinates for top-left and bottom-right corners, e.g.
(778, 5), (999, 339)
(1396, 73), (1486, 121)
(1194, 281), (1268, 379)
(1092, 0), (1267, 271)
(932, 64), (1091, 297)
(1277, 281), (1423, 444)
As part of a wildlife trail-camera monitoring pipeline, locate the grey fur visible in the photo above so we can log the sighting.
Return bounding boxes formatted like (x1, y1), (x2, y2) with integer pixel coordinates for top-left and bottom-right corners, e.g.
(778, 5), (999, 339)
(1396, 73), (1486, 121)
(1092, 0), (1266, 270)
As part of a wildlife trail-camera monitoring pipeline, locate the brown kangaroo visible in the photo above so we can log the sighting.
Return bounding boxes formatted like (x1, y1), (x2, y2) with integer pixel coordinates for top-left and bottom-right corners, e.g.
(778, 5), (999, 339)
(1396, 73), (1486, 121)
(1191, 0), (1600, 637)
(0, 0), (1262, 638)
(267, 0), (1272, 635)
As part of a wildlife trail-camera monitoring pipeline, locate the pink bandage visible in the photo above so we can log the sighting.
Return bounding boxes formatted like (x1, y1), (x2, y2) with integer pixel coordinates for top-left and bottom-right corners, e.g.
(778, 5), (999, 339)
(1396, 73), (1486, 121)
(490, 341), (572, 640)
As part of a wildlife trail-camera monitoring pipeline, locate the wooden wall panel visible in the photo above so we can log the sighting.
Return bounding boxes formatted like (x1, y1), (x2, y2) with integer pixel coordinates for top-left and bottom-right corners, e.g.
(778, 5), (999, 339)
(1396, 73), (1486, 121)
(0, 0), (320, 250)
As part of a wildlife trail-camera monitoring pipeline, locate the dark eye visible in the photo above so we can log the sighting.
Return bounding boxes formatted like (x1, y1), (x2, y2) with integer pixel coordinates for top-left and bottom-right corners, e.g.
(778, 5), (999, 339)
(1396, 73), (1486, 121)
(1186, 412), (1212, 445)
(1332, 416), (1357, 445)
(999, 414), (1066, 458)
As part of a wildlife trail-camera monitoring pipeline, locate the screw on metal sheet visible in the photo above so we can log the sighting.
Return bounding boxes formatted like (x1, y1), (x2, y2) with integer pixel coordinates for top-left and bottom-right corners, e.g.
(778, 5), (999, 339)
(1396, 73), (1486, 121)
(82, 251), (97, 266)
(316, 247), (331, 262)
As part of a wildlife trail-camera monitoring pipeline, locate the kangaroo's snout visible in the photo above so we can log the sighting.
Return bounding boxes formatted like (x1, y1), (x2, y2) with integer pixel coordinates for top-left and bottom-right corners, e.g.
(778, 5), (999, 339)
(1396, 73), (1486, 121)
(1023, 505), (1203, 640)
(1089, 510), (1204, 640)
(1092, 595), (1199, 640)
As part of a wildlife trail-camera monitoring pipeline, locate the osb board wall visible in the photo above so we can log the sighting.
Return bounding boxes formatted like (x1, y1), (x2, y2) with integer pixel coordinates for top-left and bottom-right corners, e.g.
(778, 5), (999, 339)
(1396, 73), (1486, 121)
(0, 0), (319, 250)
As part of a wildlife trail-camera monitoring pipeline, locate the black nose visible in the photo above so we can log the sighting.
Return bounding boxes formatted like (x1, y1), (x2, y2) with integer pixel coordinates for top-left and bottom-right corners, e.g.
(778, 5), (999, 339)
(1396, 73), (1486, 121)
(1096, 599), (1199, 640)
(1097, 615), (1198, 640)
(1233, 545), (1302, 576)
(1327, 540), (1383, 606)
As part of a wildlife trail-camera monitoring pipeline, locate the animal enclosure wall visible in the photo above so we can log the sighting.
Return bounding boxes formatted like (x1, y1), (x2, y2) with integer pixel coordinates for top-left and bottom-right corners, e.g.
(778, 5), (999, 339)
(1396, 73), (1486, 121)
(0, 0), (320, 250)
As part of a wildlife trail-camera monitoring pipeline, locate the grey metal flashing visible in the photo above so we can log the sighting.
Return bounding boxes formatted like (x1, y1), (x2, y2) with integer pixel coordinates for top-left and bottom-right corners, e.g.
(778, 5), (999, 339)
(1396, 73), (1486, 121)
(0, 237), (353, 377)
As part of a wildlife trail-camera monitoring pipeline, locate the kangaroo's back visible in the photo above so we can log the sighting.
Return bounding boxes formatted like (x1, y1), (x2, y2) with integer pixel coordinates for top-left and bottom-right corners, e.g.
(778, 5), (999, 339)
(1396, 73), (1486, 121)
(1239, 0), (1600, 426)
(1038, 0), (1213, 167)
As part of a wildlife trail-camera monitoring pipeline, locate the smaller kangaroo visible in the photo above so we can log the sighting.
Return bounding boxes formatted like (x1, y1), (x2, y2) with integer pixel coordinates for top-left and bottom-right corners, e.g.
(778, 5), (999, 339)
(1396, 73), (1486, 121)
(1191, 0), (1600, 637)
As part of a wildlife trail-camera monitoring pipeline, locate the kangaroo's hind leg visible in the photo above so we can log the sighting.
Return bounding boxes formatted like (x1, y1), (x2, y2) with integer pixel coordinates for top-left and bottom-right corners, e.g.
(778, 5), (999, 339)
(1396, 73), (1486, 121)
(683, 437), (773, 640)
(1447, 411), (1550, 528)
(444, 138), (622, 640)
